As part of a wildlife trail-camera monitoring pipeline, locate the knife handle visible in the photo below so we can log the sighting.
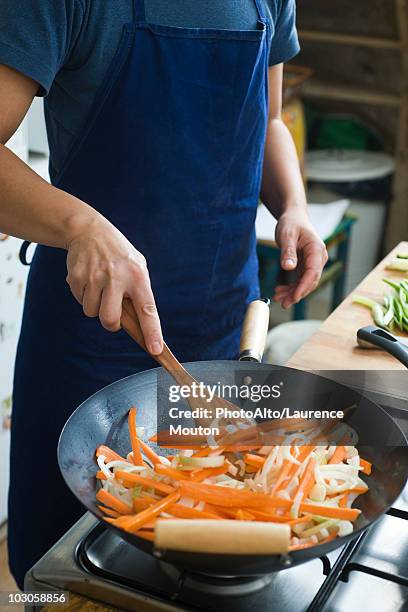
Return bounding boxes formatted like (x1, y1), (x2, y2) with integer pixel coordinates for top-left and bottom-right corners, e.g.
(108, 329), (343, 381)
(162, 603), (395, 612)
(357, 326), (408, 368)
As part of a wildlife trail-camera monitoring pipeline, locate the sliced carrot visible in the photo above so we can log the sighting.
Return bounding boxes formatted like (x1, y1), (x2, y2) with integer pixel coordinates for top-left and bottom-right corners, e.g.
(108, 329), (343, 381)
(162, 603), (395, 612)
(244, 453), (266, 469)
(134, 529), (155, 541)
(155, 463), (191, 481)
(360, 458), (372, 475)
(115, 470), (175, 495)
(133, 496), (157, 512)
(271, 459), (292, 495)
(128, 407), (144, 466)
(168, 504), (222, 520)
(110, 491), (180, 533)
(329, 446), (346, 464)
(139, 439), (163, 466)
(235, 509), (255, 521)
(289, 530), (338, 551)
(179, 481), (286, 511)
(97, 504), (120, 518)
(327, 486), (368, 498)
(299, 503), (360, 521)
(96, 489), (133, 515)
(189, 464), (230, 482)
(96, 445), (128, 464)
(293, 457), (316, 501)
(96, 470), (107, 480)
(339, 494), (348, 508)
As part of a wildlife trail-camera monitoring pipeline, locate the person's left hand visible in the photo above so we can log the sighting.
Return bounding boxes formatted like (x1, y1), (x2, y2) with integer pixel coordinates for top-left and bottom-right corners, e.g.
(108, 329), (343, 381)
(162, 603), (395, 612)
(273, 208), (328, 309)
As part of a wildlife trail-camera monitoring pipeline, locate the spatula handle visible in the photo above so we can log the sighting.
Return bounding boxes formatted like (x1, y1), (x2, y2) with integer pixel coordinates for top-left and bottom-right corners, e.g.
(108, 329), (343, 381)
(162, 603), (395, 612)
(120, 298), (196, 385)
(239, 298), (270, 363)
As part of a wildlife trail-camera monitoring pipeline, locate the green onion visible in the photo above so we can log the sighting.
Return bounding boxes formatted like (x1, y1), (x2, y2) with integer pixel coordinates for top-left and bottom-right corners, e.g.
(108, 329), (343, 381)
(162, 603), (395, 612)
(397, 253), (408, 259)
(352, 295), (377, 309)
(385, 258), (408, 272)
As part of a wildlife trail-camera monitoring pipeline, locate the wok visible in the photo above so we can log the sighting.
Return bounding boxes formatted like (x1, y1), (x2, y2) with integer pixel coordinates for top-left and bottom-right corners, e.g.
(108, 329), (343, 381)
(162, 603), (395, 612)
(58, 303), (408, 577)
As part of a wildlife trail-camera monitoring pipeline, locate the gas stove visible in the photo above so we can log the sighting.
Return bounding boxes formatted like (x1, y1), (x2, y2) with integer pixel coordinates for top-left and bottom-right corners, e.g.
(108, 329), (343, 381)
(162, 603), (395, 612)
(24, 485), (408, 612)
(25, 403), (408, 612)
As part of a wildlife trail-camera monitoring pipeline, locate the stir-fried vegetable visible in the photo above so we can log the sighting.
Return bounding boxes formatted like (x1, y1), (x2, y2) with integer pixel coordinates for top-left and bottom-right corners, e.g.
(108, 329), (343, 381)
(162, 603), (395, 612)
(94, 408), (370, 552)
(353, 277), (408, 333)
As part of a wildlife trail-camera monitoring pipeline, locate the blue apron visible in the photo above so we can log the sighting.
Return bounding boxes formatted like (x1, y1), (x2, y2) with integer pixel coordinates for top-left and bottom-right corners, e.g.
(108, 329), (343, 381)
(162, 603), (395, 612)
(9, 0), (271, 587)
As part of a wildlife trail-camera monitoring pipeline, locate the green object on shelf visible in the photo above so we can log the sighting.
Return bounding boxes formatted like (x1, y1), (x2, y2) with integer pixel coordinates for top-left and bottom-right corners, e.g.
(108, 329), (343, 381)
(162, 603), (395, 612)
(305, 107), (383, 151)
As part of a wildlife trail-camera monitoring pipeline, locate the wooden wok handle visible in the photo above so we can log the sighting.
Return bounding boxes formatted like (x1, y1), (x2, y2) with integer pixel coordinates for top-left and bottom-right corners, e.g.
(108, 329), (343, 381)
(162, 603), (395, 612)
(120, 298), (196, 385)
(155, 519), (290, 554)
(239, 298), (270, 363)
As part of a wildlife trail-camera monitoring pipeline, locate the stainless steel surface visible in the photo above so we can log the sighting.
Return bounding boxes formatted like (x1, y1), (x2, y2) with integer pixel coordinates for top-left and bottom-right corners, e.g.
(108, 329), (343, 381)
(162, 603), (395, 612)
(323, 487), (408, 611)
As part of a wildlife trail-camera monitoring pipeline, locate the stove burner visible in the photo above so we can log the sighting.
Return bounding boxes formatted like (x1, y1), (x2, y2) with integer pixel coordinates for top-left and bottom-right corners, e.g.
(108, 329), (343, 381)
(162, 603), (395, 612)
(159, 561), (273, 596)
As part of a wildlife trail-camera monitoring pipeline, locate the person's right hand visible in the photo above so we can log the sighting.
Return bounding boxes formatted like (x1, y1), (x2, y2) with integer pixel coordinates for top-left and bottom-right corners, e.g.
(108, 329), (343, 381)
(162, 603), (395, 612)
(66, 216), (163, 355)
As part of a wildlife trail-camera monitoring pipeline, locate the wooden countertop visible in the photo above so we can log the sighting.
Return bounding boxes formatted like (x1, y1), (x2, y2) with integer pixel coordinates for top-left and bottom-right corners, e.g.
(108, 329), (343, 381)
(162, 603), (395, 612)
(287, 241), (408, 371)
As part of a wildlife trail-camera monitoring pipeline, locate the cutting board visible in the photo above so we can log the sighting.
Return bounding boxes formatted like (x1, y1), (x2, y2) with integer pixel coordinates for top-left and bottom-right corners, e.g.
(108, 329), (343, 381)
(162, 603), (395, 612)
(287, 242), (408, 409)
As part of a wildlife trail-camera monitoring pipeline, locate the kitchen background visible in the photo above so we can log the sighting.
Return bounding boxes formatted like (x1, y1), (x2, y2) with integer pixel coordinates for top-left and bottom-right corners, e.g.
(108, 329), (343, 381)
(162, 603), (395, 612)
(0, 0), (408, 603)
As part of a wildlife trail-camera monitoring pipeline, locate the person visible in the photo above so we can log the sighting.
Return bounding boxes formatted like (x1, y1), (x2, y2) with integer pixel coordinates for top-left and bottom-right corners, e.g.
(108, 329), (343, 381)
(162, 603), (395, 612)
(0, 0), (327, 587)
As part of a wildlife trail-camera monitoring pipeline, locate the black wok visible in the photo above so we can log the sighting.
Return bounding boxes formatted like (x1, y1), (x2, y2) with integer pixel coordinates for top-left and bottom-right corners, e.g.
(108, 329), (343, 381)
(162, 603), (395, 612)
(58, 305), (408, 577)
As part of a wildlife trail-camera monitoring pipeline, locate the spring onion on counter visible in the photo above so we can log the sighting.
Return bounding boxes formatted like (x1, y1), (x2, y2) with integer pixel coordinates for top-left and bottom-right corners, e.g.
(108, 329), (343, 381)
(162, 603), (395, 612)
(353, 277), (408, 333)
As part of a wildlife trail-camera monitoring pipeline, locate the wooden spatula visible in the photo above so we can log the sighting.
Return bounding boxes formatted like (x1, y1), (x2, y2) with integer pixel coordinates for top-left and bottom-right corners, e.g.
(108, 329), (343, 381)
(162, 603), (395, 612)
(120, 297), (270, 416)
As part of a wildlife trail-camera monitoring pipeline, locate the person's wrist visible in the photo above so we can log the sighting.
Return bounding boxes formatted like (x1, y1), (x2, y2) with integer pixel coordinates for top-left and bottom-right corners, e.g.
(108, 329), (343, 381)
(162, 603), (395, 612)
(63, 201), (107, 250)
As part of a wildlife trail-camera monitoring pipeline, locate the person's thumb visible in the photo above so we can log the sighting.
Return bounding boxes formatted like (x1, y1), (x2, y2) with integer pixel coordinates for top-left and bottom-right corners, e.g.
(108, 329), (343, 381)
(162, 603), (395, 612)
(280, 231), (298, 271)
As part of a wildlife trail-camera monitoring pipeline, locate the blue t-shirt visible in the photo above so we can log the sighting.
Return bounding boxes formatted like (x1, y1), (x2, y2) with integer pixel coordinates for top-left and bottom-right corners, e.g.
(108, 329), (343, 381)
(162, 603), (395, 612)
(0, 0), (299, 178)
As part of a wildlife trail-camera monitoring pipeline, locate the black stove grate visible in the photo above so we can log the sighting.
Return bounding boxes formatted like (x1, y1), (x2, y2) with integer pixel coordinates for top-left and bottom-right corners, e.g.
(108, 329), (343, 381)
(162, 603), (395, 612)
(308, 506), (408, 611)
(77, 505), (408, 612)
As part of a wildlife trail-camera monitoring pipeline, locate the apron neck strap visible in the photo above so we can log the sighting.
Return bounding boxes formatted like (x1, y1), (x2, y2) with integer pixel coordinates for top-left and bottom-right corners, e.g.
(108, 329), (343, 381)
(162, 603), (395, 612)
(133, 0), (146, 22)
(254, 0), (267, 21)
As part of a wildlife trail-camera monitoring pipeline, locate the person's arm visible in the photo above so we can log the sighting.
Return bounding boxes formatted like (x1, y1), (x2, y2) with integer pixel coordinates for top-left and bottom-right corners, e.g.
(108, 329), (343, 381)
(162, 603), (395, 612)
(0, 65), (163, 353)
(260, 64), (328, 309)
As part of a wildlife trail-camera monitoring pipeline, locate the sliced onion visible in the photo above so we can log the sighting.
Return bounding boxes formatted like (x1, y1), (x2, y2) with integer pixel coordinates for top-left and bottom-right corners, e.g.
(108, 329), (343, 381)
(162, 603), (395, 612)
(179, 455), (225, 469)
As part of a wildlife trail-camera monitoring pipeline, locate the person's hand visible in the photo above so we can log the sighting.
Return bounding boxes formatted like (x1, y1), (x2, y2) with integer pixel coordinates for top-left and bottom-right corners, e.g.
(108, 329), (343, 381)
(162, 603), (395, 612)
(66, 216), (163, 354)
(273, 208), (328, 309)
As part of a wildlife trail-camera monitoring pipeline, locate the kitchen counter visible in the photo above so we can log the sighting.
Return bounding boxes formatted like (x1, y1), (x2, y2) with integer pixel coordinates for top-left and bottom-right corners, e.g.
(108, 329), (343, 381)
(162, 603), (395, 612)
(287, 241), (408, 371)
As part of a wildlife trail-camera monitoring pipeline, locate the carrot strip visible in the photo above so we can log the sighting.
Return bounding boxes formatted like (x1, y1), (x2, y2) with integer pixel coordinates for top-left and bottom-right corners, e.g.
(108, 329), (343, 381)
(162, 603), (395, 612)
(110, 491), (180, 533)
(96, 445), (128, 463)
(133, 496), (157, 512)
(155, 463), (191, 481)
(271, 459), (292, 495)
(236, 509), (255, 521)
(179, 481), (361, 520)
(329, 446), (346, 464)
(134, 529), (155, 542)
(189, 464), (230, 482)
(299, 503), (360, 521)
(96, 489), (133, 515)
(339, 494), (348, 508)
(293, 457), (316, 501)
(360, 458), (372, 475)
(96, 470), (107, 480)
(138, 439), (163, 466)
(289, 530), (338, 551)
(244, 453), (266, 469)
(97, 504), (120, 518)
(128, 407), (144, 466)
(179, 481), (286, 511)
(327, 486), (368, 498)
(115, 470), (175, 495)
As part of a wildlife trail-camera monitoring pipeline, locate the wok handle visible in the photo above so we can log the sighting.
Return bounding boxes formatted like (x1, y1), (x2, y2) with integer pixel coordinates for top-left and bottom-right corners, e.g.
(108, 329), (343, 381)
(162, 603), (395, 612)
(239, 298), (270, 363)
(357, 325), (408, 368)
(120, 299), (196, 385)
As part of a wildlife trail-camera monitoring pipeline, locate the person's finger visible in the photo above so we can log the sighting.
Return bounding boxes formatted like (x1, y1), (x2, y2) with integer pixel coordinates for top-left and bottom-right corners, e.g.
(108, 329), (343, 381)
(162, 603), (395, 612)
(99, 282), (123, 331)
(66, 268), (86, 305)
(292, 246), (325, 302)
(129, 268), (163, 355)
(278, 227), (299, 271)
(82, 282), (103, 317)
